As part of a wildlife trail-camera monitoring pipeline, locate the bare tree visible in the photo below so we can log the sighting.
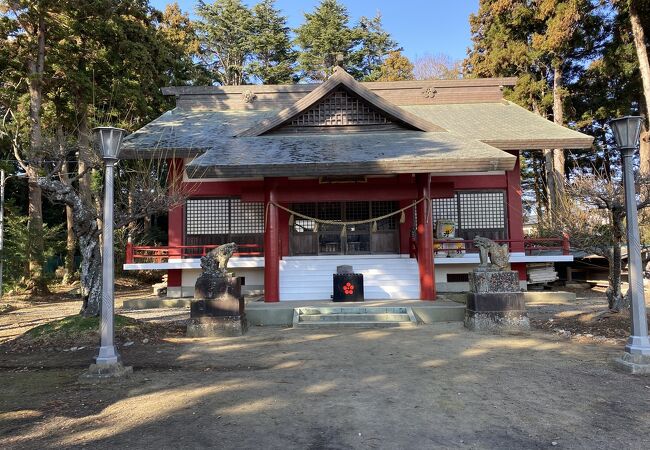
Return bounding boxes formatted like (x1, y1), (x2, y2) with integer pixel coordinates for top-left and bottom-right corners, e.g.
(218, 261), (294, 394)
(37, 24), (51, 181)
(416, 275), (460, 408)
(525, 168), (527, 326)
(2, 108), (186, 315)
(540, 171), (650, 310)
(38, 154), (186, 317)
(412, 53), (462, 80)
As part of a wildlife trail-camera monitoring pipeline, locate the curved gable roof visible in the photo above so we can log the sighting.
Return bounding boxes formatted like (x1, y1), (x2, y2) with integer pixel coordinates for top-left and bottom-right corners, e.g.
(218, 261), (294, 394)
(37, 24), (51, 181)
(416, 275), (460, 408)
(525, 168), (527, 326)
(236, 67), (445, 137)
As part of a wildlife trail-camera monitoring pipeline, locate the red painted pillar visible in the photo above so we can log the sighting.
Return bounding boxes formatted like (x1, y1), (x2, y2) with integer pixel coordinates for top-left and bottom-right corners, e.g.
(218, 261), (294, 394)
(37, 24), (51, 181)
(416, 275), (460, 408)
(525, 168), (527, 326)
(416, 173), (435, 300)
(264, 178), (280, 302)
(167, 158), (184, 291)
(505, 151), (527, 282)
(399, 199), (414, 255)
(506, 151), (525, 252)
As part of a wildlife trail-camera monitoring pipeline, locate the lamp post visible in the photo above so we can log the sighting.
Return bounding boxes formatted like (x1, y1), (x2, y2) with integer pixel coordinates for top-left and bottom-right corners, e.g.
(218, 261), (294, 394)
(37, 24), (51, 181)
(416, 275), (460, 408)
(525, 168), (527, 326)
(610, 116), (650, 374)
(82, 126), (132, 379)
(0, 170), (27, 298)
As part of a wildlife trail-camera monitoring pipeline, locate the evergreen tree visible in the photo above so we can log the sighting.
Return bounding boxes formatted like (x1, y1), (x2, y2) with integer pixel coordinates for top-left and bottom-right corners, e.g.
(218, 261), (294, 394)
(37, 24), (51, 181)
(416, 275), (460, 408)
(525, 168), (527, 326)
(159, 2), (209, 86)
(196, 0), (253, 85)
(354, 13), (399, 80)
(465, 0), (606, 216)
(294, 0), (357, 81)
(248, 0), (296, 84)
(294, 0), (400, 81)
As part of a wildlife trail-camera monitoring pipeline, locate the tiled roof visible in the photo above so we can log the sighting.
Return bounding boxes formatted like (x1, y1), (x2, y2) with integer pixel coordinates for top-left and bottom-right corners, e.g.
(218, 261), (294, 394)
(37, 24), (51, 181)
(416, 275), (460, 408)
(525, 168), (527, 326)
(184, 131), (516, 178)
(403, 102), (592, 149)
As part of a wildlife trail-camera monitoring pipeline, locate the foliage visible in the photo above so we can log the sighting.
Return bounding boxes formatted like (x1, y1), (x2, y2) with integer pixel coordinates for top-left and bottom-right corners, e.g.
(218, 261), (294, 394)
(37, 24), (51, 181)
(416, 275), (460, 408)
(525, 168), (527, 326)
(196, 0), (253, 86)
(248, 0), (296, 84)
(2, 201), (65, 291)
(293, 0), (399, 81)
(0, 0), (203, 309)
(375, 51), (414, 81)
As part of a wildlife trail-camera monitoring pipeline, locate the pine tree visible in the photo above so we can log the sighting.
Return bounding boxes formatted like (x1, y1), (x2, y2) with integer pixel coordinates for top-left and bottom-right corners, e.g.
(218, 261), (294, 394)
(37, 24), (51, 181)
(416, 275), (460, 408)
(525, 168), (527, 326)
(294, 0), (400, 81)
(248, 0), (296, 84)
(353, 13), (399, 81)
(294, 0), (357, 81)
(196, 0), (254, 85)
(465, 0), (605, 216)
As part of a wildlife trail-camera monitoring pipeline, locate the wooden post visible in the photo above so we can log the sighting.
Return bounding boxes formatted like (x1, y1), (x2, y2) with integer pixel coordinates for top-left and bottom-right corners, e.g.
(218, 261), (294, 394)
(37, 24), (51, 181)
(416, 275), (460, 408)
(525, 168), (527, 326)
(416, 173), (435, 300)
(264, 178), (280, 302)
(505, 151), (527, 282)
(167, 158), (184, 292)
(125, 239), (133, 264)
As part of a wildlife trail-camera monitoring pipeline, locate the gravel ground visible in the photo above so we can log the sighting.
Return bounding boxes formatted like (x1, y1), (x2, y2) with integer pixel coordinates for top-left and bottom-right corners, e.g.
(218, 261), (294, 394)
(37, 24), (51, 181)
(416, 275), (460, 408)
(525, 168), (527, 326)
(1, 285), (650, 449)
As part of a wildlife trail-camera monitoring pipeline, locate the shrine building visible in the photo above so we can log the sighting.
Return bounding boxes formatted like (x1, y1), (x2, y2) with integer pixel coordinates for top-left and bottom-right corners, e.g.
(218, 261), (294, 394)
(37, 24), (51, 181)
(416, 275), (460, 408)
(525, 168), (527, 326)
(121, 67), (592, 302)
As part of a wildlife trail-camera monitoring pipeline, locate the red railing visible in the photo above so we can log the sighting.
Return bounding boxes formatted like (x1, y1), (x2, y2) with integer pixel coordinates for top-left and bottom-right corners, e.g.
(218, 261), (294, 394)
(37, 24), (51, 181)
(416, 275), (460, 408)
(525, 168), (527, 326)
(433, 235), (570, 257)
(125, 243), (263, 264)
(126, 235), (570, 264)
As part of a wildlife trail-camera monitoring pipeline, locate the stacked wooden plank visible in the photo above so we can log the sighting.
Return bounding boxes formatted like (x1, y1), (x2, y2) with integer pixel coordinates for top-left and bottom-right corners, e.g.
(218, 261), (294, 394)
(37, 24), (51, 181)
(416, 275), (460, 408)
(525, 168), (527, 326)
(527, 263), (558, 284)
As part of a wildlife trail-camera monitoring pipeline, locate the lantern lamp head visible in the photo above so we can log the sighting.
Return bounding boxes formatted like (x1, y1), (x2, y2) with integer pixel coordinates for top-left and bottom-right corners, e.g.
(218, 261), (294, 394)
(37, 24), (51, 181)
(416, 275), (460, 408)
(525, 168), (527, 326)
(92, 126), (127, 161)
(609, 116), (643, 150)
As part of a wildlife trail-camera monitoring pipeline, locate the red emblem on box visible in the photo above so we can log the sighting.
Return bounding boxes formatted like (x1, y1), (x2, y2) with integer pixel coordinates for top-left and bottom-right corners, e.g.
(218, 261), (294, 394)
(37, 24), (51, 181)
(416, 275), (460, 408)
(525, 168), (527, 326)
(343, 282), (355, 295)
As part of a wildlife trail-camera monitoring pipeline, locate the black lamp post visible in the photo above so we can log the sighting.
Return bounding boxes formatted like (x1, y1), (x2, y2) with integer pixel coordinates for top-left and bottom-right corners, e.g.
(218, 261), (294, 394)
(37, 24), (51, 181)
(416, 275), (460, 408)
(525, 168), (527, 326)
(610, 116), (650, 374)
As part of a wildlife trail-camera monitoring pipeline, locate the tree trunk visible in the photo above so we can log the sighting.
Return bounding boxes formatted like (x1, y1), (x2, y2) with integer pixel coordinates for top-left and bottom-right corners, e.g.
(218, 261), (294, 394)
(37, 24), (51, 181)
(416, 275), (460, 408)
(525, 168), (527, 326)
(25, 14), (49, 296)
(549, 63), (566, 212)
(609, 210), (629, 311)
(607, 243), (625, 310)
(630, 0), (650, 175)
(78, 231), (102, 317)
(56, 125), (76, 284)
(543, 149), (554, 215)
(532, 153), (545, 221)
(76, 100), (93, 208)
(63, 199), (76, 284)
(37, 177), (103, 316)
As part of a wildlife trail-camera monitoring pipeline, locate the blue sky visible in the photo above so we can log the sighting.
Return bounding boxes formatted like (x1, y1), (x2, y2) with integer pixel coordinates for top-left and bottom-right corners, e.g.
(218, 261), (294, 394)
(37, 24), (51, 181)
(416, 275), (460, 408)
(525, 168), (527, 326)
(150, 0), (479, 61)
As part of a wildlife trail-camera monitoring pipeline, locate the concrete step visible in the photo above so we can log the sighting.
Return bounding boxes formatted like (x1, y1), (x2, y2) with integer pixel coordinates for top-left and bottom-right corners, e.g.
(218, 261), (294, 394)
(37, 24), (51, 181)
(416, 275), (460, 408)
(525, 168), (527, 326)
(294, 321), (417, 328)
(293, 306), (418, 328)
(299, 313), (411, 322)
(298, 306), (409, 314)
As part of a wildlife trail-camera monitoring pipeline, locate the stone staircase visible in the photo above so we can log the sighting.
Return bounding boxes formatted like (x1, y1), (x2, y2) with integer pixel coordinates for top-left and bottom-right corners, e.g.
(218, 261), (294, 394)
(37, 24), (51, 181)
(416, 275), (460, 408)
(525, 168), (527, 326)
(280, 256), (420, 301)
(292, 306), (418, 328)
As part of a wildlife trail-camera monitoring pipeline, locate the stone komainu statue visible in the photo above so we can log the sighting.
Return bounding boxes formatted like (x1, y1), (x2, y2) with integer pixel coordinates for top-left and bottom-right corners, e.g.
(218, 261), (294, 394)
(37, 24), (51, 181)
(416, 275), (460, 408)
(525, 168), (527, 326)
(473, 236), (509, 270)
(200, 242), (238, 273)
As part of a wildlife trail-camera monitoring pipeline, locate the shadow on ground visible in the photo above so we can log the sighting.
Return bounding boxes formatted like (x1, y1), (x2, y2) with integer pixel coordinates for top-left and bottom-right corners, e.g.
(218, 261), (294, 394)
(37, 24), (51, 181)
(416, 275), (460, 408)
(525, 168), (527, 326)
(1, 319), (649, 449)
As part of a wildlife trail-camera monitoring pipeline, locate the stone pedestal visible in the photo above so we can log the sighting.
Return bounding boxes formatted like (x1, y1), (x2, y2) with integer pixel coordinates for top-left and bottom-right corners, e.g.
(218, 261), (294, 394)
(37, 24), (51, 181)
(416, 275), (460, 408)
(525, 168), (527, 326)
(613, 352), (650, 375)
(465, 268), (529, 332)
(469, 269), (520, 293)
(79, 362), (133, 383)
(187, 315), (248, 337)
(465, 292), (529, 332)
(187, 276), (247, 337)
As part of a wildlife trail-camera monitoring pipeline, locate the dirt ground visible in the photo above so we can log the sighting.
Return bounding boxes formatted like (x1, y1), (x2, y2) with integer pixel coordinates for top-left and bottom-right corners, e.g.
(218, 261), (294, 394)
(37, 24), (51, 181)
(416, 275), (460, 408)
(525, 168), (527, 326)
(1, 282), (650, 449)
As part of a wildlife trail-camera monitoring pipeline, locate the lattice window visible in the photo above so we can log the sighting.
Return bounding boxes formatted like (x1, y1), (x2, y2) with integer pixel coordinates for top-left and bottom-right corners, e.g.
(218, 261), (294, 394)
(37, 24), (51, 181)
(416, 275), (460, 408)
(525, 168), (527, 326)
(431, 196), (458, 227)
(186, 198), (229, 235)
(372, 201), (398, 231)
(185, 198), (264, 236)
(289, 87), (393, 127)
(459, 192), (505, 229)
(230, 199), (265, 234)
(292, 203), (317, 232)
(431, 191), (507, 239)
